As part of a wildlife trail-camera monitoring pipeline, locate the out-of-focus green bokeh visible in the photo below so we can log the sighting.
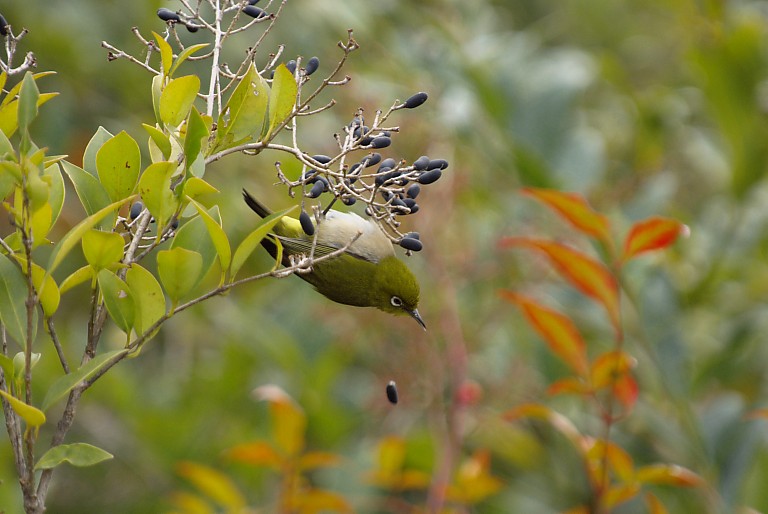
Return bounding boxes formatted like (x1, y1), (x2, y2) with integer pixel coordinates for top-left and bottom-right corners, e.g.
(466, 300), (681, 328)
(3, 0), (768, 512)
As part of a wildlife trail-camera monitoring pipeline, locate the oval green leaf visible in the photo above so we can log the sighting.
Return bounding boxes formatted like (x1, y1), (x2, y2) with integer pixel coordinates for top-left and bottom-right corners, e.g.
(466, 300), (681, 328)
(0, 389), (45, 428)
(96, 131), (141, 203)
(97, 269), (135, 334)
(125, 264), (166, 338)
(83, 126), (114, 177)
(231, 205), (297, 280)
(157, 247), (203, 305)
(0, 253), (29, 346)
(82, 229), (125, 270)
(264, 63), (297, 140)
(138, 161), (178, 230)
(160, 75), (201, 128)
(190, 200), (231, 274)
(35, 443), (113, 470)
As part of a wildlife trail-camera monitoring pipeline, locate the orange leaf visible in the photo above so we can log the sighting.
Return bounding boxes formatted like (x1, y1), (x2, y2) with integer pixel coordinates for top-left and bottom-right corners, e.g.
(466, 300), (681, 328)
(175, 461), (246, 510)
(636, 464), (704, 487)
(622, 216), (687, 261)
(645, 492), (670, 514)
(561, 507), (590, 514)
(504, 403), (586, 452)
(588, 439), (635, 483)
(292, 488), (353, 514)
(522, 187), (611, 243)
(225, 441), (283, 468)
(500, 291), (589, 375)
(298, 451), (342, 471)
(602, 483), (641, 510)
(745, 408), (768, 420)
(590, 351), (635, 389)
(613, 373), (639, 412)
(547, 376), (591, 396)
(254, 385), (306, 458)
(501, 238), (620, 332)
(447, 450), (503, 504)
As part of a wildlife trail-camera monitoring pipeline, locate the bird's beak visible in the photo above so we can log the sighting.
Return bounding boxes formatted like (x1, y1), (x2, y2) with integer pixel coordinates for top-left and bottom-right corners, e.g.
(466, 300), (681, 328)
(408, 309), (427, 331)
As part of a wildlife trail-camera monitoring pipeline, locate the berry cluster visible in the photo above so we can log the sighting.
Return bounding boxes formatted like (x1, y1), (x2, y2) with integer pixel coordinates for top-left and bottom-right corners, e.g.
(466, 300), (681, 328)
(157, 0), (268, 34)
(281, 91), (449, 254)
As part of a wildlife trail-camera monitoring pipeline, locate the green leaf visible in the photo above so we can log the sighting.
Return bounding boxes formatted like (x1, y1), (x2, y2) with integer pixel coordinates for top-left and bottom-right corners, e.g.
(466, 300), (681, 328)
(41, 349), (129, 412)
(169, 43), (209, 77)
(125, 264), (166, 338)
(0, 121), (13, 155)
(264, 63), (297, 140)
(97, 269), (135, 334)
(17, 72), (40, 138)
(160, 75), (200, 128)
(44, 163), (66, 227)
(153, 31), (174, 76)
(0, 389), (45, 428)
(35, 443), (113, 470)
(190, 200), (231, 275)
(182, 177), (219, 204)
(220, 63), (270, 143)
(142, 123), (172, 160)
(0, 354), (13, 382)
(59, 161), (112, 225)
(183, 106), (209, 170)
(138, 161), (178, 229)
(0, 253), (28, 345)
(231, 205), (297, 280)
(82, 126), (114, 176)
(59, 265), (93, 294)
(13, 256), (61, 318)
(96, 131), (141, 203)
(47, 197), (133, 277)
(82, 230), (125, 270)
(171, 215), (216, 290)
(152, 74), (164, 127)
(157, 247), (203, 306)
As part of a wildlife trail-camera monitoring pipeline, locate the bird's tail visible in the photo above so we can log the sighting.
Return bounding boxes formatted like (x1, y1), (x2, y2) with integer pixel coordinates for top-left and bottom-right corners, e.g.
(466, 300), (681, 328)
(242, 189), (271, 218)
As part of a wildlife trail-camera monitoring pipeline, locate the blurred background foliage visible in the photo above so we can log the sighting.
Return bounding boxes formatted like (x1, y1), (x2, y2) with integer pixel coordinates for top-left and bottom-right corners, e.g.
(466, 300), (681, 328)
(3, 0), (768, 512)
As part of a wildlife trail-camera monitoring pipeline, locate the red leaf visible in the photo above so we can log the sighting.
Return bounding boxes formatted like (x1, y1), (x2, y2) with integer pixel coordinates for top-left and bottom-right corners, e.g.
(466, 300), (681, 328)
(547, 376), (591, 396)
(622, 216), (687, 261)
(522, 187), (611, 243)
(590, 351), (638, 413)
(645, 493), (670, 514)
(500, 291), (589, 376)
(501, 238), (621, 333)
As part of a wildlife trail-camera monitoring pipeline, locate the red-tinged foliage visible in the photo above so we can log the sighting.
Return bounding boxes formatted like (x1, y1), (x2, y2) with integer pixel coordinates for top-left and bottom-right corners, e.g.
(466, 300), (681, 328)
(175, 461), (247, 511)
(499, 291), (589, 376)
(500, 238), (621, 334)
(622, 216), (687, 262)
(745, 408), (768, 420)
(590, 351), (639, 413)
(636, 464), (704, 487)
(521, 187), (612, 244)
(225, 441), (283, 469)
(645, 492), (671, 514)
(547, 376), (591, 396)
(586, 439), (635, 484)
(446, 450), (504, 504)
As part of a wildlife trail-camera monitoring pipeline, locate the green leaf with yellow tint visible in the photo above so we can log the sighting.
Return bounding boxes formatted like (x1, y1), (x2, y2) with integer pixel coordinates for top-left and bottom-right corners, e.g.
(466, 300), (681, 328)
(35, 443), (113, 470)
(189, 200), (230, 274)
(142, 123), (172, 160)
(157, 247), (203, 305)
(96, 131), (141, 202)
(97, 269), (135, 334)
(41, 349), (128, 411)
(82, 229), (125, 270)
(160, 75), (200, 127)
(138, 161), (178, 230)
(176, 461), (246, 510)
(0, 253), (28, 345)
(0, 389), (45, 428)
(264, 63), (297, 140)
(152, 32), (173, 76)
(125, 264), (166, 337)
(83, 126), (114, 176)
(183, 106), (209, 170)
(230, 205), (297, 280)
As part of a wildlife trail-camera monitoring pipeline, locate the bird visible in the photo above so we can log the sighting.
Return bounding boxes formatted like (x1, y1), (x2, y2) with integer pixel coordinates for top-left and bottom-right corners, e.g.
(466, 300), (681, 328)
(242, 189), (425, 330)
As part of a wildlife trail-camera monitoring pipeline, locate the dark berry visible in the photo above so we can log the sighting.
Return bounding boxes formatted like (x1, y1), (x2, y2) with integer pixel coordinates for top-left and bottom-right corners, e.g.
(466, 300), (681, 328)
(171, 218), (180, 229)
(248, 0), (261, 4)
(363, 153), (382, 167)
(413, 155), (430, 171)
(428, 159), (449, 170)
(0, 14), (8, 36)
(285, 60), (297, 75)
(157, 8), (181, 22)
(406, 184), (420, 199)
(353, 125), (370, 139)
(378, 158), (397, 171)
(403, 91), (428, 109)
(399, 237), (423, 252)
(403, 198), (417, 210)
(243, 5), (267, 18)
(378, 130), (391, 137)
(311, 154), (332, 165)
(391, 197), (407, 209)
(386, 381), (398, 404)
(305, 56), (320, 76)
(370, 136), (391, 149)
(404, 231), (420, 240)
(342, 196), (356, 206)
(185, 23), (200, 33)
(359, 136), (374, 146)
(307, 179), (327, 198)
(417, 169), (442, 185)
(299, 210), (315, 236)
(130, 202), (143, 220)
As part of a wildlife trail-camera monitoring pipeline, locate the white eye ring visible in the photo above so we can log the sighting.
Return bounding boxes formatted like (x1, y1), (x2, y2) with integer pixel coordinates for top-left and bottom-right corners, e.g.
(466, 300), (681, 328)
(390, 296), (403, 307)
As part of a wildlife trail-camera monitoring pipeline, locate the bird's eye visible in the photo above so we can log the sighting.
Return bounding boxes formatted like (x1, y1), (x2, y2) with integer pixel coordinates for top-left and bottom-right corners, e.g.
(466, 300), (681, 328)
(390, 296), (403, 307)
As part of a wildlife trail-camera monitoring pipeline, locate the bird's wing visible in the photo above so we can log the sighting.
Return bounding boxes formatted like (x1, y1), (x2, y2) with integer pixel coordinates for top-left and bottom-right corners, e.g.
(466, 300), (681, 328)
(274, 234), (378, 263)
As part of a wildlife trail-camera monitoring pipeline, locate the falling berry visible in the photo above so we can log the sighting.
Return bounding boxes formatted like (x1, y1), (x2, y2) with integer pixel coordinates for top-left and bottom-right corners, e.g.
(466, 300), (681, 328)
(386, 381), (398, 404)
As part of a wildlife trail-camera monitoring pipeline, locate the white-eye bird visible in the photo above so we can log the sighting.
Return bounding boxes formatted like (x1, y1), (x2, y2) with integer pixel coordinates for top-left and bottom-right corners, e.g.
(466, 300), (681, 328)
(242, 189), (426, 329)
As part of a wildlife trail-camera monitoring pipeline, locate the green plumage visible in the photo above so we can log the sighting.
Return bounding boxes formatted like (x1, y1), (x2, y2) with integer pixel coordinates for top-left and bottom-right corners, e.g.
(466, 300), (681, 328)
(242, 190), (424, 328)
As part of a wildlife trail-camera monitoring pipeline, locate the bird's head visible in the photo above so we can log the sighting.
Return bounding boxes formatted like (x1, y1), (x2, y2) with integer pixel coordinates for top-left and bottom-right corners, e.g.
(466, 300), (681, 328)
(373, 256), (425, 330)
